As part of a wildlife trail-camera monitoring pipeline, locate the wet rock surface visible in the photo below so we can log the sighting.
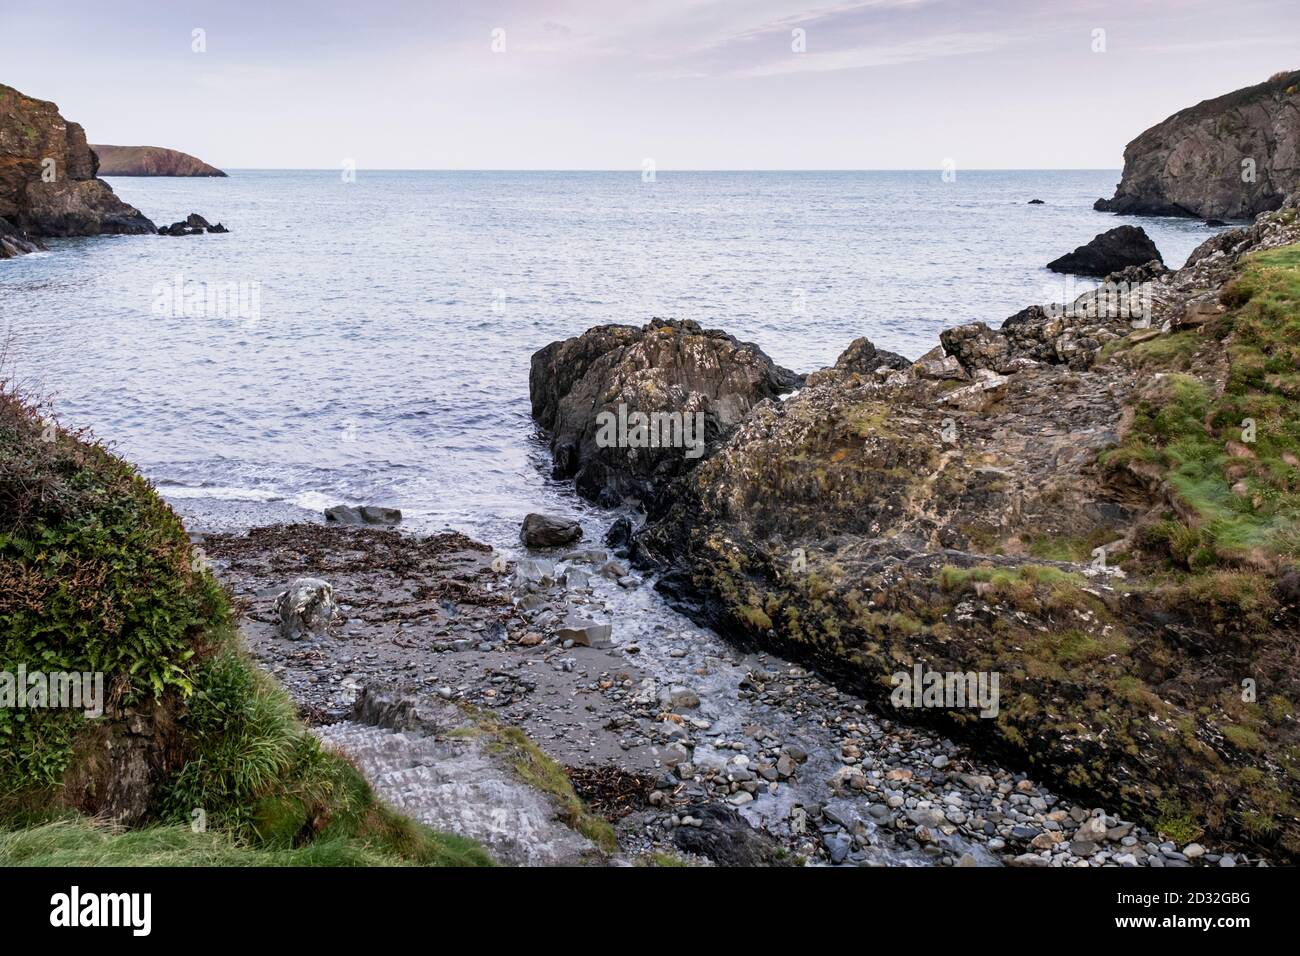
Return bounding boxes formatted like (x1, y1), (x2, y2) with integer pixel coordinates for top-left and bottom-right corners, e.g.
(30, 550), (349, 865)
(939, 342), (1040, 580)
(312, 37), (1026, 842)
(520, 512), (583, 549)
(324, 504), (401, 526)
(319, 688), (601, 866)
(0, 215), (45, 258)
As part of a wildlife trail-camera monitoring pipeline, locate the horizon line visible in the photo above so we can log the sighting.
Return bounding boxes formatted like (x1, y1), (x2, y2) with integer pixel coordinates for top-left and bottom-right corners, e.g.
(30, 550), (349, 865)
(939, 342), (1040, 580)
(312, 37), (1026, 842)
(113, 166), (1124, 174)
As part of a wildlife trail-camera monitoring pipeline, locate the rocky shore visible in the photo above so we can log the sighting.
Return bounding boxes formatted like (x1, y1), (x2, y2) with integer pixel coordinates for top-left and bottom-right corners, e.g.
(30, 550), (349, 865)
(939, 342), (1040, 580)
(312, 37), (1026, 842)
(530, 318), (801, 509)
(528, 193), (1300, 863)
(1, 82), (227, 258)
(199, 521), (1263, 866)
(0, 83), (155, 245)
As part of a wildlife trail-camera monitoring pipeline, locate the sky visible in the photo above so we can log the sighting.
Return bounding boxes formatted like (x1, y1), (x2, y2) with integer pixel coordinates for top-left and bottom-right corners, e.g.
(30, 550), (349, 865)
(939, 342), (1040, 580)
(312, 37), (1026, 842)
(1, 0), (1296, 170)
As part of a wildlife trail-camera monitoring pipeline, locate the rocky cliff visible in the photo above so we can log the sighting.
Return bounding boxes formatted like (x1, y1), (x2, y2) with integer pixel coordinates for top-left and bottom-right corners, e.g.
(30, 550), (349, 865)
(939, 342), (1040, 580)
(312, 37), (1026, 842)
(91, 144), (226, 177)
(0, 83), (155, 244)
(1096, 70), (1300, 219)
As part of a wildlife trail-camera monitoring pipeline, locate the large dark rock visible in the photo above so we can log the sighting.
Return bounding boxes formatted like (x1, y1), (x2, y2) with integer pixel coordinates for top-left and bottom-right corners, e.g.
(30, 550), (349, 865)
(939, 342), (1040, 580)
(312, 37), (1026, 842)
(0, 83), (156, 238)
(670, 801), (790, 866)
(529, 318), (801, 507)
(324, 505), (402, 526)
(1095, 70), (1300, 220)
(603, 516), (636, 550)
(157, 213), (229, 236)
(519, 513), (582, 549)
(1047, 225), (1163, 277)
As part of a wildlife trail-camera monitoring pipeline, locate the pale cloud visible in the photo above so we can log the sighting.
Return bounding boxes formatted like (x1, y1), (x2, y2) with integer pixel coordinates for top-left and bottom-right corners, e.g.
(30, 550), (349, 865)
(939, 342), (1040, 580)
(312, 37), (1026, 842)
(734, 30), (1017, 76)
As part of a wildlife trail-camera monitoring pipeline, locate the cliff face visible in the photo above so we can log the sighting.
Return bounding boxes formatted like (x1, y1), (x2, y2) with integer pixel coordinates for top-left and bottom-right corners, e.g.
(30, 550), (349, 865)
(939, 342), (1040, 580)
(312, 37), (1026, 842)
(1096, 70), (1300, 219)
(91, 144), (226, 177)
(0, 83), (155, 239)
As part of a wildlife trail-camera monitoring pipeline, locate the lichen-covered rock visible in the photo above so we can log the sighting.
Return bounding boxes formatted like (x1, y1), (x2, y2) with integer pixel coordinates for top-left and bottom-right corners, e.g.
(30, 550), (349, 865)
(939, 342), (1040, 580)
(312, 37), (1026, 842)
(636, 203), (1300, 860)
(530, 318), (801, 507)
(805, 336), (910, 387)
(0, 83), (155, 238)
(1095, 70), (1300, 219)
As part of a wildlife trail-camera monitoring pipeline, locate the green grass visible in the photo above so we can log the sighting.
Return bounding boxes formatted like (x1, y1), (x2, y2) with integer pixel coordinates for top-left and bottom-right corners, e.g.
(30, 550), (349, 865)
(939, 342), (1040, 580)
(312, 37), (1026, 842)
(939, 564), (1082, 588)
(1023, 528), (1123, 564)
(1104, 330), (1202, 371)
(1155, 801), (1203, 845)
(465, 711), (617, 853)
(0, 818), (488, 867)
(1104, 244), (1300, 568)
(635, 850), (696, 867)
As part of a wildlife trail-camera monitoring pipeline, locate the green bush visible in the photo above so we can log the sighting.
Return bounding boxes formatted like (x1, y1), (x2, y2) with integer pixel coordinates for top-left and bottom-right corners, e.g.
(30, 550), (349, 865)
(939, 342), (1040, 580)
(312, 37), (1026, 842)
(0, 383), (491, 865)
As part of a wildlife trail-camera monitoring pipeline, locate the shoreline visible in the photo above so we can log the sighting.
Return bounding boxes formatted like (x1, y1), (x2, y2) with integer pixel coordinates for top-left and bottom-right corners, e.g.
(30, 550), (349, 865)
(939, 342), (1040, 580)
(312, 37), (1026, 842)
(200, 521), (1261, 867)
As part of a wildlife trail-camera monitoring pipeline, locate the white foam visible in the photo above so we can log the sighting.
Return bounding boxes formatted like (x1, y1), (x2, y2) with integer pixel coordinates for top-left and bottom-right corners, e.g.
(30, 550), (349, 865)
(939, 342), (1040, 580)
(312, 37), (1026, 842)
(290, 490), (342, 512)
(158, 484), (283, 502)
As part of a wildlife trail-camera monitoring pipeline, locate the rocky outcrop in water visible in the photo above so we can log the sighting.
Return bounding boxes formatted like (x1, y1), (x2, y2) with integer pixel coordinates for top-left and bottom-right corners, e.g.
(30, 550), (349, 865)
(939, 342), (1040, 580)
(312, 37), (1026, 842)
(90, 144), (226, 177)
(0, 215), (44, 258)
(1095, 70), (1300, 219)
(324, 504), (401, 525)
(529, 318), (801, 507)
(159, 212), (229, 236)
(633, 197), (1300, 861)
(1046, 225), (1163, 277)
(0, 83), (156, 239)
